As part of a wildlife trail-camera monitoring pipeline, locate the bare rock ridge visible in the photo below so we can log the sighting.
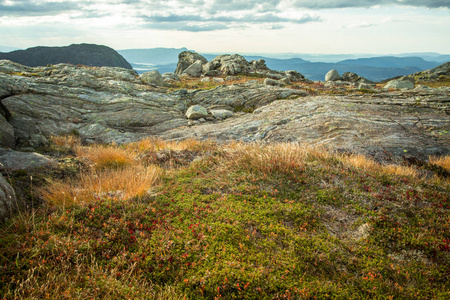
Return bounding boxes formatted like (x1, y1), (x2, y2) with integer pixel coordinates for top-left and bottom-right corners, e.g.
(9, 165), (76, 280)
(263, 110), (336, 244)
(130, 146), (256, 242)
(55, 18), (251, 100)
(0, 44), (132, 70)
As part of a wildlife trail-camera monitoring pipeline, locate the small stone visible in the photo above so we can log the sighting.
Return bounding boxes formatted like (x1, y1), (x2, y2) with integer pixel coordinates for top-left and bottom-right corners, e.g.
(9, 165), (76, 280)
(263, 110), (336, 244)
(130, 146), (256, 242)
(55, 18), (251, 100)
(264, 78), (284, 87)
(185, 105), (208, 120)
(211, 109), (234, 120)
(140, 70), (164, 86)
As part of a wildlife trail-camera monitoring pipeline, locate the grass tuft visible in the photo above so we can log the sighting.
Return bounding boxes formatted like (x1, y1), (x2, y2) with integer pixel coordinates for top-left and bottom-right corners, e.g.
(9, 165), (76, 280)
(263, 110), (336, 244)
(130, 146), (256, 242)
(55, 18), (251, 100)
(76, 145), (136, 170)
(429, 155), (450, 172)
(40, 165), (160, 206)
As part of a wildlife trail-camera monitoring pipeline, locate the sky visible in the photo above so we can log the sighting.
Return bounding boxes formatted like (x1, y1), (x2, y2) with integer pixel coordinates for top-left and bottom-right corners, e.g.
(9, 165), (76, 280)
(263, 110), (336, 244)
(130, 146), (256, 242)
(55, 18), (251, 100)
(0, 0), (449, 54)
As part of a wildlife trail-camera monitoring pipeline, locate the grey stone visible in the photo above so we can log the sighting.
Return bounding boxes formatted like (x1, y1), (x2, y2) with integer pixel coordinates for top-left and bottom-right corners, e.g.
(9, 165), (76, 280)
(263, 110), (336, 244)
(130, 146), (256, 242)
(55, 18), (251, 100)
(0, 114), (14, 148)
(279, 78), (292, 85)
(162, 72), (181, 82)
(183, 60), (203, 77)
(384, 79), (415, 90)
(0, 148), (56, 171)
(358, 83), (376, 90)
(201, 77), (210, 83)
(264, 78), (284, 87)
(185, 105), (208, 120)
(204, 70), (220, 77)
(0, 173), (17, 222)
(213, 78), (224, 83)
(211, 109), (234, 120)
(325, 69), (342, 82)
(175, 51), (208, 75)
(141, 70), (164, 86)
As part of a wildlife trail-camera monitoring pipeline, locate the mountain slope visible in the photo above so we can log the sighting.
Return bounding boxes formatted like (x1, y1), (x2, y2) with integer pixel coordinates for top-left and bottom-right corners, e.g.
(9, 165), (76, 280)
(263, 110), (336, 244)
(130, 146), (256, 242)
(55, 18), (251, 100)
(0, 44), (132, 69)
(339, 56), (440, 69)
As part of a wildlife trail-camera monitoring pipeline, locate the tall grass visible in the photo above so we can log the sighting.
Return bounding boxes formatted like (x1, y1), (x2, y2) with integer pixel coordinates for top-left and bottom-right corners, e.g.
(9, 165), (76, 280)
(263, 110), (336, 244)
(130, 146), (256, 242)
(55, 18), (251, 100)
(126, 137), (216, 153)
(340, 154), (418, 177)
(76, 145), (136, 170)
(40, 165), (160, 206)
(223, 142), (308, 174)
(429, 155), (450, 171)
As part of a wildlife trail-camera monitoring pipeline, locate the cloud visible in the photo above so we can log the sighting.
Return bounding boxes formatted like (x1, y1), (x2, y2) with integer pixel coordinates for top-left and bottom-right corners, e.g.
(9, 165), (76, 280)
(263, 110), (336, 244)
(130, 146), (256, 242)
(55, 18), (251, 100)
(0, 0), (80, 16)
(290, 0), (450, 9)
(341, 22), (376, 29)
(141, 12), (321, 25)
(142, 21), (229, 32)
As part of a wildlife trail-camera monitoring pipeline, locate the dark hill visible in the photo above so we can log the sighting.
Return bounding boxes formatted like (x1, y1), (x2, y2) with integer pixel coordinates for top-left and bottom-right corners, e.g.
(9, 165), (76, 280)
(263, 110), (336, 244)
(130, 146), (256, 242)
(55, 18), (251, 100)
(338, 56), (439, 70)
(0, 44), (132, 69)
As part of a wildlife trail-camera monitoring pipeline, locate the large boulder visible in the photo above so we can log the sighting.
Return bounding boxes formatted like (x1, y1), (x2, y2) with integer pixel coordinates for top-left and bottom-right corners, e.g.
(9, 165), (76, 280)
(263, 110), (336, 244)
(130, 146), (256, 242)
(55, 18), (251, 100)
(183, 60), (203, 77)
(0, 149), (56, 171)
(0, 173), (17, 222)
(185, 105), (208, 120)
(325, 69), (342, 82)
(175, 51), (208, 75)
(211, 109), (233, 120)
(384, 78), (415, 90)
(140, 70), (164, 86)
(203, 54), (266, 76)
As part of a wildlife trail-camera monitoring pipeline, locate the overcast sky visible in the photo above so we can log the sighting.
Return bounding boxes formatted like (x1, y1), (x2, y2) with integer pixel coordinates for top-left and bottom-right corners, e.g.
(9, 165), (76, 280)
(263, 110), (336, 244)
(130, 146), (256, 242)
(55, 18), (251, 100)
(0, 0), (449, 54)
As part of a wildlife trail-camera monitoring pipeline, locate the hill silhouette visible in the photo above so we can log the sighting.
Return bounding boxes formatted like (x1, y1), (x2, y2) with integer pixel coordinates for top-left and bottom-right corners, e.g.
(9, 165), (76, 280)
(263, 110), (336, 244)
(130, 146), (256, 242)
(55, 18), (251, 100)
(0, 44), (132, 69)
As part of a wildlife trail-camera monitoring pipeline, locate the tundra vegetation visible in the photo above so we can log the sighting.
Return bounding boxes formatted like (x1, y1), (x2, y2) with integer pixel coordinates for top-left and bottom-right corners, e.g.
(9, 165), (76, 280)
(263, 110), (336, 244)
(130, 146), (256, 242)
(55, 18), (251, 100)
(0, 134), (449, 299)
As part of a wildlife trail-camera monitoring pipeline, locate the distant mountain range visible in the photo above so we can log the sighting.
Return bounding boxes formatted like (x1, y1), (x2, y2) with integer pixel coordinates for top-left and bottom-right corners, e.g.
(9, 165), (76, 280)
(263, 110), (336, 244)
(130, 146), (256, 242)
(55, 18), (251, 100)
(0, 44), (132, 69)
(1, 44), (448, 82)
(117, 48), (448, 82)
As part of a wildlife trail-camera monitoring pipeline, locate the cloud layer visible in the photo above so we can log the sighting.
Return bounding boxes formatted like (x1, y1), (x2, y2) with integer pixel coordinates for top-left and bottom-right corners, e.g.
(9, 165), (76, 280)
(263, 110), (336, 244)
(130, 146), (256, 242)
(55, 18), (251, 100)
(1, 0), (447, 32)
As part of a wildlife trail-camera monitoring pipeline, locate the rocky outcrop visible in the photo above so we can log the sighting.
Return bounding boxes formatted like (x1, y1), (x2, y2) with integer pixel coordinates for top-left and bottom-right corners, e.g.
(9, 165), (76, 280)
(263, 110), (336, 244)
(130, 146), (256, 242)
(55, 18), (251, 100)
(0, 60), (188, 147)
(175, 51), (307, 83)
(0, 173), (17, 222)
(406, 62), (450, 82)
(175, 51), (208, 75)
(0, 59), (449, 162)
(0, 44), (133, 70)
(160, 93), (450, 160)
(0, 60), (310, 149)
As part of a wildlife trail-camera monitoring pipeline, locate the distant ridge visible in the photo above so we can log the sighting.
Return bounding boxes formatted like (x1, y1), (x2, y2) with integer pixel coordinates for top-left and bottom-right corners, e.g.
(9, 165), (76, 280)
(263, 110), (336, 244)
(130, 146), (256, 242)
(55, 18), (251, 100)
(0, 44), (133, 69)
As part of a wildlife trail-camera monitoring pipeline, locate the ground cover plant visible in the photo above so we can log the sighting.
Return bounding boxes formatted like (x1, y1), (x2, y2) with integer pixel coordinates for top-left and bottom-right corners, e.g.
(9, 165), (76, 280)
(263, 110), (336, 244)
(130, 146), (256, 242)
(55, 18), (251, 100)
(0, 136), (449, 299)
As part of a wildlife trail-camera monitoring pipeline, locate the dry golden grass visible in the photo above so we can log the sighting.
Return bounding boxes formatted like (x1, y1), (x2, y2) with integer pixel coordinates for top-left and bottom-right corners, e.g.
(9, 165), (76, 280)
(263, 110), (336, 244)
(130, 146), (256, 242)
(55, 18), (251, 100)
(429, 155), (450, 171)
(40, 165), (160, 206)
(339, 153), (418, 177)
(126, 137), (216, 153)
(76, 145), (136, 169)
(223, 142), (307, 174)
(9, 251), (184, 299)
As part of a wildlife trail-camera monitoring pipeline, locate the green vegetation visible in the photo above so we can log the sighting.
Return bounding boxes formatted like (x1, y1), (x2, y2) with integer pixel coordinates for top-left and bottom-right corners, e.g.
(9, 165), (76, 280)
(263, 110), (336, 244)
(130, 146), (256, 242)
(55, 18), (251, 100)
(1, 137), (449, 299)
